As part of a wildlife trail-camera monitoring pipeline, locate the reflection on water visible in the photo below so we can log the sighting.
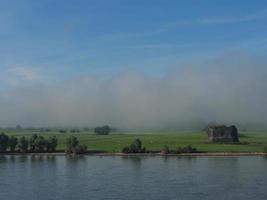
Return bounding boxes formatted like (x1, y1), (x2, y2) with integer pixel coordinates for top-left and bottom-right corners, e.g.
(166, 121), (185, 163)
(66, 154), (86, 163)
(0, 155), (7, 163)
(121, 156), (142, 166)
(0, 155), (267, 200)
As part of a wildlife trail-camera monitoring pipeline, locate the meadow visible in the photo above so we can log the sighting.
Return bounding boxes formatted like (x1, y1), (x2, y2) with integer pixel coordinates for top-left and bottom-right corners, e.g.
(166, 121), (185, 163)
(3, 129), (267, 153)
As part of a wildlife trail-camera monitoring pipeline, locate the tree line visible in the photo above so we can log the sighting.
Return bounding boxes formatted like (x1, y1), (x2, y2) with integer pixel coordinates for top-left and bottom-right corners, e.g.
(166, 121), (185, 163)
(0, 132), (199, 155)
(0, 133), (58, 153)
(0, 132), (87, 154)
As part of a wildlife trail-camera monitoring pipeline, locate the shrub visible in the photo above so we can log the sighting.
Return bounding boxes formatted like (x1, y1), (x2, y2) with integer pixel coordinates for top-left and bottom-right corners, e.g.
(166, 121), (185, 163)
(122, 146), (131, 153)
(161, 145), (170, 154)
(77, 144), (88, 154)
(175, 145), (198, 154)
(122, 138), (146, 153)
(65, 136), (87, 154)
(263, 146), (267, 153)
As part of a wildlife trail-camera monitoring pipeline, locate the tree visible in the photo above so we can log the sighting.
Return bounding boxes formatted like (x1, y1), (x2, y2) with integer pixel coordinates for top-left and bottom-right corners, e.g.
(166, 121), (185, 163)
(9, 136), (18, 152)
(66, 136), (79, 154)
(0, 132), (9, 152)
(70, 129), (80, 133)
(18, 136), (28, 153)
(29, 135), (49, 153)
(29, 134), (38, 152)
(122, 138), (146, 153)
(94, 125), (111, 135)
(77, 144), (87, 154)
(132, 139), (142, 151)
(83, 127), (90, 132)
(122, 146), (131, 153)
(35, 136), (46, 152)
(46, 136), (58, 152)
(65, 136), (87, 154)
(102, 125), (110, 135)
(16, 125), (22, 130)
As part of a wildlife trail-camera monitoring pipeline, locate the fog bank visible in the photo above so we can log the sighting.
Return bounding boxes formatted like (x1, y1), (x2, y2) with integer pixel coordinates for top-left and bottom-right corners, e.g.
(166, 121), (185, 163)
(1, 54), (267, 130)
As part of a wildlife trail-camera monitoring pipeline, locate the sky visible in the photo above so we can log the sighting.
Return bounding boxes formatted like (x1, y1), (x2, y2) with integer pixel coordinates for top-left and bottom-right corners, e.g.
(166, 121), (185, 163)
(0, 0), (267, 129)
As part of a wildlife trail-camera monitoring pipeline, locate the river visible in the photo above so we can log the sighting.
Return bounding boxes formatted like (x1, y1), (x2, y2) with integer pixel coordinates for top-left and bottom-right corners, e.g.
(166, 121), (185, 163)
(0, 155), (266, 200)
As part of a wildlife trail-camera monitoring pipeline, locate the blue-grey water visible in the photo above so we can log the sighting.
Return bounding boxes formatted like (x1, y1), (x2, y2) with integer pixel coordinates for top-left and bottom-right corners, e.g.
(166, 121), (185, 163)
(0, 155), (267, 200)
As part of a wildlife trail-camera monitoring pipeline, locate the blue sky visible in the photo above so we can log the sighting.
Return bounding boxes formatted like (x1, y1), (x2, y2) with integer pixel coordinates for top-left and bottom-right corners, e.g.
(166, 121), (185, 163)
(1, 0), (267, 127)
(1, 0), (267, 85)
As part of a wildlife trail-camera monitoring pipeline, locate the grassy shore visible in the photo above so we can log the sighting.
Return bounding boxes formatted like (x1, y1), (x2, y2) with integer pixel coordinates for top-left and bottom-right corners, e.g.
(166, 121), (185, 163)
(3, 130), (267, 153)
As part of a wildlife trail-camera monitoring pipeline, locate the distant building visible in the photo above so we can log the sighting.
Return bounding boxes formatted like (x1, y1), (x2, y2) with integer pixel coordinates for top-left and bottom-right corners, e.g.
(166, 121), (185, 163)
(207, 125), (239, 142)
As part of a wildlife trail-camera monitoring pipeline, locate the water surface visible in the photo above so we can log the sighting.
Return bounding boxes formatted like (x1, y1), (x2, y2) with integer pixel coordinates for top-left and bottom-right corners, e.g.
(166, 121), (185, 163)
(0, 155), (266, 200)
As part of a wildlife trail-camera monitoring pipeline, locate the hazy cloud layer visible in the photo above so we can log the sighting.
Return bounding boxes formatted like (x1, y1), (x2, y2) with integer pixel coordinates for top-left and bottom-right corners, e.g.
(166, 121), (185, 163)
(0, 54), (267, 129)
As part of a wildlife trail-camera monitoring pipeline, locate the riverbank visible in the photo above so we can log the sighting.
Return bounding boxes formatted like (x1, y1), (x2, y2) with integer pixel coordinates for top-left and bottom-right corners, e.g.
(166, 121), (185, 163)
(4, 131), (267, 153)
(93, 152), (267, 156)
(1, 152), (267, 156)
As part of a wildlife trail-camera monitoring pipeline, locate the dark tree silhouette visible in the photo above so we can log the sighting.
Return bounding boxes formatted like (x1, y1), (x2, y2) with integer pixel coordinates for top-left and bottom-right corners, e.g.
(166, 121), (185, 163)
(66, 136), (87, 154)
(9, 136), (18, 152)
(30, 134), (38, 152)
(0, 133), (9, 152)
(94, 125), (111, 135)
(46, 136), (58, 152)
(18, 136), (29, 153)
(122, 138), (146, 153)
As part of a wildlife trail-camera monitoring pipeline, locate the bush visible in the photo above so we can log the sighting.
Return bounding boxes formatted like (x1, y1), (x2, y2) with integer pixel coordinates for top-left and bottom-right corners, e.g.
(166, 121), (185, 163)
(263, 146), (267, 153)
(66, 136), (87, 154)
(77, 144), (88, 154)
(122, 146), (131, 153)
(122, 138), (146, 153)
(161, 145), (170, 154)
(175, 145), (198, 154)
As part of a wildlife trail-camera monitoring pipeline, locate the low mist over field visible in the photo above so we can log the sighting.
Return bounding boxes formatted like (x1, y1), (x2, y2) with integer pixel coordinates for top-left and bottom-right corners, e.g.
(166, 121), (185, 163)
(0, 54), (266, 129)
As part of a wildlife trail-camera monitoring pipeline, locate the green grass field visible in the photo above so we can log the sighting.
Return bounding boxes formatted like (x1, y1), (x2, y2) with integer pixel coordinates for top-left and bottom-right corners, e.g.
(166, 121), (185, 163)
(3, 129), (267, 153)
